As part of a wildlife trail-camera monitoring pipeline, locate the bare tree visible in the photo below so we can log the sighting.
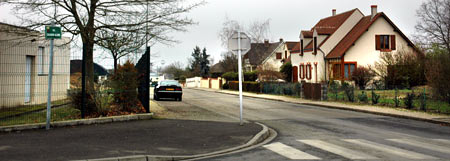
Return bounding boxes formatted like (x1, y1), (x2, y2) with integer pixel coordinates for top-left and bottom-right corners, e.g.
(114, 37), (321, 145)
(2, 0), (202, 92)
(247, 19), (271, 43)
(217, 16), (271, 47)
(415, 0), (450, 53)
(219, 51), (238, 73)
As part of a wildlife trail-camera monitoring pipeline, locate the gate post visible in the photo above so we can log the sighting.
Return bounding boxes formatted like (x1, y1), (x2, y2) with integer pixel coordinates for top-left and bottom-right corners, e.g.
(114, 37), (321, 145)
(299, 82), (304, 98)
(321, 83), (328, 101)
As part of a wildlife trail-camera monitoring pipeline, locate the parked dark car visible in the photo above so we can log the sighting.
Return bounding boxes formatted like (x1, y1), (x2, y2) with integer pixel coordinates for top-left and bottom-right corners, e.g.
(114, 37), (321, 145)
(154, 80), (182, 101)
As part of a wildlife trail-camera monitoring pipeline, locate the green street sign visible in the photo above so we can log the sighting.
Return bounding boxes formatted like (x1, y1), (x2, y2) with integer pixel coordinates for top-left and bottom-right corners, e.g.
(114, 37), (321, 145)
(45, 26), (62, 39)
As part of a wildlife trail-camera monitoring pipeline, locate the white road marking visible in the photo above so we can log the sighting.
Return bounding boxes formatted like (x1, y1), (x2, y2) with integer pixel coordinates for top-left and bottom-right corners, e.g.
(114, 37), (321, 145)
(263, 142), (320, 160)
(298, 140), (378, 160)
(343, 139), (437, 159)
(388, 139), (450, 154)
(432, 139), (450, 145)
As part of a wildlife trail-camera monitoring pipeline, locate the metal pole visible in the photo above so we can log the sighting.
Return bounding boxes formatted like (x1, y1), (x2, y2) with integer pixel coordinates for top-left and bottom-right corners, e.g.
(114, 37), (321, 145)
(46, 23), (55, 130)
(238, 31), (243, 126)
(146, 47), (150, 113)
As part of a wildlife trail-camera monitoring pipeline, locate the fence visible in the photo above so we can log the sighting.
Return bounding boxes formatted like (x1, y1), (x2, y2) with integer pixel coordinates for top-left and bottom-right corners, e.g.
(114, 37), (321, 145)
(0, 31), (150, 127)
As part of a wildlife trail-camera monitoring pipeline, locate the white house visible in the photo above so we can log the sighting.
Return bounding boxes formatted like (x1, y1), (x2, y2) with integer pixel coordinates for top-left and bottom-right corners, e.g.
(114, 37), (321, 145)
(290, 5), (419, 83)
(244, 39), (291, 72)
(0, 22), (70, 108)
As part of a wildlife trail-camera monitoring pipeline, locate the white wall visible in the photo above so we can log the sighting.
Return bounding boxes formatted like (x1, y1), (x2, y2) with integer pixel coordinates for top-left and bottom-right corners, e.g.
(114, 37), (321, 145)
(344, 16), (415, 67)
(291, 51), (326, 83)
(321, 10), (364, 55)
(185, 77), (201, 88)
(261, 43), (285, 71)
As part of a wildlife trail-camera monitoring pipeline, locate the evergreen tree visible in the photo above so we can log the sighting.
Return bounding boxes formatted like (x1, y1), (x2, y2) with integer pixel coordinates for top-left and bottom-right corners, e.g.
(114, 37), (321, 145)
(200, 48), (210, 77)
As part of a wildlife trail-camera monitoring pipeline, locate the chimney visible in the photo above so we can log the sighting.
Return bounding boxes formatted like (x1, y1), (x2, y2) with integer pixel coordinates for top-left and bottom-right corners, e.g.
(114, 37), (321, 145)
(371, 5), (377, 19)
(264, 39), (269, 47)
(332, 9), (336, 16)
(279, 38), (284, 42)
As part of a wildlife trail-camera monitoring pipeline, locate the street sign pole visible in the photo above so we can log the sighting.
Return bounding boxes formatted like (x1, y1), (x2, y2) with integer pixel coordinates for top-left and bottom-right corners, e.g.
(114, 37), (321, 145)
(45, 23), (58, 130)
(238, 31), (243, 125)
(228, 31), (250, 126)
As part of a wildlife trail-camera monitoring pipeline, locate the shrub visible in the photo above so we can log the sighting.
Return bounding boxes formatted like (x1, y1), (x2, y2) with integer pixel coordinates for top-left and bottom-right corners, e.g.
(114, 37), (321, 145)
(244, 71), (258, 81)
(222, 72), (238, 82)
(426, 45), (450, 103)
(375, 50), (426, 89)
(109, 60), (139, 112)
(329, 81), (340, 100)
(228, 81), (261, 93)
(67, 89), (97, 115)
(403, 92), (415, 109)
(358, 91), (368, 103)
(394, 88), (401, 107)
(280, 62), (292, 82)
(342, 82), (355, 102)
(371, 89), (380, 105)
(419, 88), (427, 111)
(352, 66), (375, 90)
(222, 83), (229, 89)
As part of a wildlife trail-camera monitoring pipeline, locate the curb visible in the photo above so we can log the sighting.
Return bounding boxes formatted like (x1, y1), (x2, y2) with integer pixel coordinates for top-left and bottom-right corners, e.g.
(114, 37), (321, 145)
(77, 122), (272, 161)
(190, 88), (450, 126)
(0, 113), (154, 132)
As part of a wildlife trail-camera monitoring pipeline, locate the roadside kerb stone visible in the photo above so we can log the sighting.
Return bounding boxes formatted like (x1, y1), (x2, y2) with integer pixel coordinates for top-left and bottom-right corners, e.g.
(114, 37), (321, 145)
(189, 87), (450, 126)
(77, 122), (273, 161)
(0, 113), (153, 132)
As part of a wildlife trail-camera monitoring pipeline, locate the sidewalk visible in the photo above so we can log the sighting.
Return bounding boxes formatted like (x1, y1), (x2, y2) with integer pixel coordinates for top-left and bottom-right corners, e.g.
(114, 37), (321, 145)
(0, 100), (271, 161)
(191, 87), (450, 126)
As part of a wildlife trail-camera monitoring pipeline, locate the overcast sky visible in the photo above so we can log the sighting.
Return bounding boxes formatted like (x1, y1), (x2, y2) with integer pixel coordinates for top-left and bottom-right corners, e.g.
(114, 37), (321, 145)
(0, 0), (426, 70)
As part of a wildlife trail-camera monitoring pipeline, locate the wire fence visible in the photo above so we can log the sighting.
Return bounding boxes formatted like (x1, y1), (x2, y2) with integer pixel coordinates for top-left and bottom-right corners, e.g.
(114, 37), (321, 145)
(0, 36), (150, 127)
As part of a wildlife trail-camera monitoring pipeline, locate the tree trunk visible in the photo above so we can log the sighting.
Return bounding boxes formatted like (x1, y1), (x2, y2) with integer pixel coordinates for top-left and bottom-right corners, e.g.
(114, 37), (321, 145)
(82, 41), (95, 94)
(113, 57), (118, 74)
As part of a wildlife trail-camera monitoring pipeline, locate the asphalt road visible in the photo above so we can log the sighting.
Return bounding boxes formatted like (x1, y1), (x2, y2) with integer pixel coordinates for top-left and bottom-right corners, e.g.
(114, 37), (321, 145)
(156, 88), (450, 161)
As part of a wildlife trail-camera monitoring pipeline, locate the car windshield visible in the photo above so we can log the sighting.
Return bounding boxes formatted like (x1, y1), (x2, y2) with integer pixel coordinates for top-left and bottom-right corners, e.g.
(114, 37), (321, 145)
(160, 81), (179, 86)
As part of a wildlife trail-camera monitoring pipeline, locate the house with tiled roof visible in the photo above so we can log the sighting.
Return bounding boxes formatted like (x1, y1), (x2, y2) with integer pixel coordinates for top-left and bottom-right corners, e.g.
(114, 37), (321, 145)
(290, 5), (419, 83)
(243, 39), (289, 72)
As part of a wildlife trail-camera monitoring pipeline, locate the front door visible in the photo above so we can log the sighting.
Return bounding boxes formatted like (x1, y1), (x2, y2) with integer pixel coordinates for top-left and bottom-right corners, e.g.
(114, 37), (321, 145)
(25, 56), (32, 103)
(292, 66), (298, 83)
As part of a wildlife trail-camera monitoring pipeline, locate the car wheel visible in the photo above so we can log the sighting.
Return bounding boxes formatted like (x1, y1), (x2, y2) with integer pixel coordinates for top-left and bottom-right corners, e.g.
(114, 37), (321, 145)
(178, 97), (182, 101)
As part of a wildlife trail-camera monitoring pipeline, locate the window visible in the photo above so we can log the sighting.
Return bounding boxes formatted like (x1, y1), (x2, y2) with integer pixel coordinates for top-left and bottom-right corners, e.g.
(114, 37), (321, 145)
(38, 47), (44, 74)
(276, 52), (282, 59)
(344, 63), (356, 79)
(306, 63), (312, 80)
(376, 35), (396, 51)
(299, 64), (305, 79)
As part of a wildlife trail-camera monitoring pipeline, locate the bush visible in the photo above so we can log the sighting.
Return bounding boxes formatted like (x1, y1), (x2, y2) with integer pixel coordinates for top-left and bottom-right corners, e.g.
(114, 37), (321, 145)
(358, 91), (368, 103)
(371, 89), (380, 105)
(426, 45), (450, 103)
(222, 72), (238, 82)
(222, 83), (229, 89)
(352, 66), (375, 90)
(261, 82), (301, 96)
(375, 50), (426, 89)
(329, 81), (340, 100)
(67, 89), (97, 115)
(244, 71), (258, 81)
(342, 82), (355, 102)
(280, 62), (292, 82)
(109, 60), (139, 112)
(403, 92), (415, 109)
(420, 89), (427, 111)
(228, 81), (261, 93)
(394, 88), (401, 107)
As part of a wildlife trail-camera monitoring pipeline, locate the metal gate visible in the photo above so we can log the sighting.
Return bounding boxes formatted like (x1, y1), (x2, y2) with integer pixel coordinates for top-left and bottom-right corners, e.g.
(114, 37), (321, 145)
(303, 83), (321, 100)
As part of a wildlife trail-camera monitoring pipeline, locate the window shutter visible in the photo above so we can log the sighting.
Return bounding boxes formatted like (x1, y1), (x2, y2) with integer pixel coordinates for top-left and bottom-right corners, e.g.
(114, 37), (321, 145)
(391, 35), (396, 50)
(375, 35), (380, 50)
